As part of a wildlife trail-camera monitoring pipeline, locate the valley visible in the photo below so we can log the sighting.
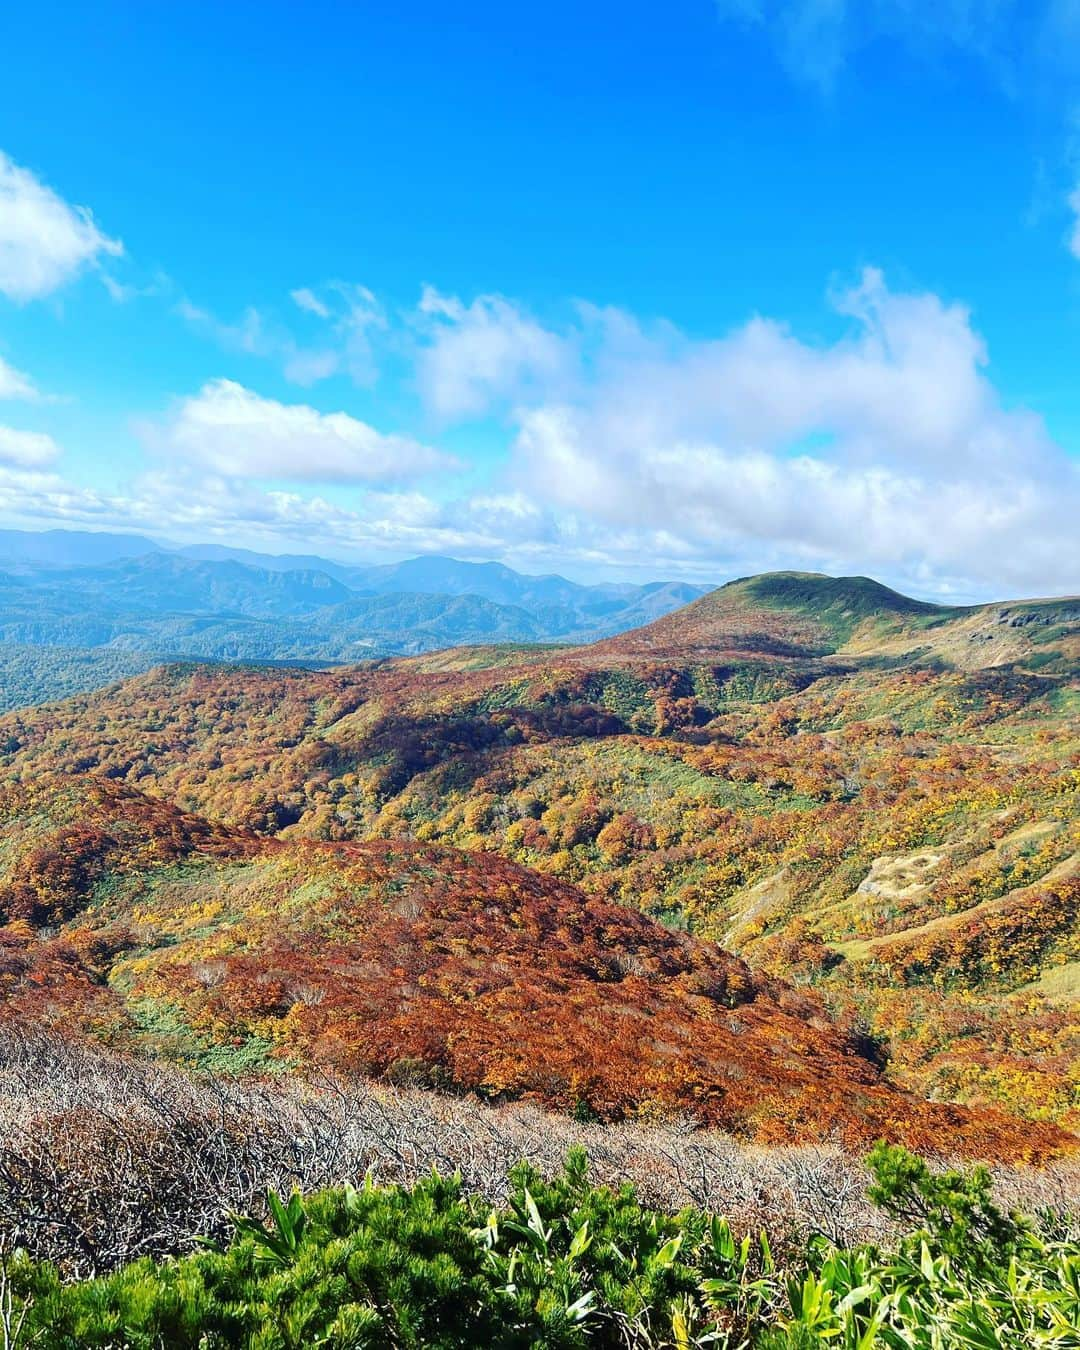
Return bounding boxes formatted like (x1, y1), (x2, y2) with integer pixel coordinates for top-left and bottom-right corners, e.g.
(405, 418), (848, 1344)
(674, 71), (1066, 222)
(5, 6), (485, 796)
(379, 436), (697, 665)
(2, 562), (1079, 1346)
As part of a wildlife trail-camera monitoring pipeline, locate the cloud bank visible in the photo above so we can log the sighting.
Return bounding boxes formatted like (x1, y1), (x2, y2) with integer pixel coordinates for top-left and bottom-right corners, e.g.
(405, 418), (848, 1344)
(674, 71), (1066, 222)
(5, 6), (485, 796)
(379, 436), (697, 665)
(402, 269), (1080, 595)
(145, 378), (455, 484)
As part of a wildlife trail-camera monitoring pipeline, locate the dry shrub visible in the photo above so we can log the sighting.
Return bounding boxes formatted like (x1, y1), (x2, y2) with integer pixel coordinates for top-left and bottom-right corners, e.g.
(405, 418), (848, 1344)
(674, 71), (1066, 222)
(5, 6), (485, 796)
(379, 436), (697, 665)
(2, 1021), (1077, 1277)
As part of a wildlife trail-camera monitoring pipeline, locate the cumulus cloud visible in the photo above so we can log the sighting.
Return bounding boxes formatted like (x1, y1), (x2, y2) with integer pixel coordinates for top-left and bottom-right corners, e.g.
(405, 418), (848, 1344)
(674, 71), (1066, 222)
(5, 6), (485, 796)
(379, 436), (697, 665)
(513, 410), (1077, 591)
(0, 150), (123, 301)
(0, 425), (61, 468)
(3, 258), (1077, 597)
(144, 378), (456, 483)
(449, 267), (1080, 596)
(566, 268), (1044, 477)
(415, 286), (576, 419)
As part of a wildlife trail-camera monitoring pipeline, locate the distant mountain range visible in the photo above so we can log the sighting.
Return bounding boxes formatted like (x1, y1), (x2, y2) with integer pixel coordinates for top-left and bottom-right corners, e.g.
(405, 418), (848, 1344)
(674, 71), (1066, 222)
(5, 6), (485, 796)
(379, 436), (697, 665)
(0, 528), (710, 708)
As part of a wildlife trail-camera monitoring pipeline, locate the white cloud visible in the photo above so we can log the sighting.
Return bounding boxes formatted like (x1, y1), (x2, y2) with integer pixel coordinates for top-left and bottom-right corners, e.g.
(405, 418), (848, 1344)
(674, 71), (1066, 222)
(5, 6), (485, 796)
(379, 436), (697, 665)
(470, 268), (1080, 595)
(0, 357), (40, 401)
(0, 150), (123, 302)
(145, 378), (457, 483)
(415, 286), (576, 419)
(291, 287), (331, 319)
(182, 282), (385, 388)
(0, 425), (60, 467)
(0, 462), (505, 564)
(292, 282), (387, 385)
(333, 284), (386, 387)
(282, 348), (340, 385)
(1, 262), (1076, 598)
(511, 409), (1078, 593)
(101, 272), (170, 304)
(178, 298), (340, 388)
(177, 300), (272, 356)
(563, 268), (1037, 477)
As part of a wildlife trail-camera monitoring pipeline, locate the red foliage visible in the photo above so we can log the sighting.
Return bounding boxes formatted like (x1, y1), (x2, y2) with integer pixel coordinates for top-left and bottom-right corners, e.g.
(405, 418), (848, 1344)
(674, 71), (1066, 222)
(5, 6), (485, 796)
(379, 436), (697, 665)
(0, 778), (1069, 1160)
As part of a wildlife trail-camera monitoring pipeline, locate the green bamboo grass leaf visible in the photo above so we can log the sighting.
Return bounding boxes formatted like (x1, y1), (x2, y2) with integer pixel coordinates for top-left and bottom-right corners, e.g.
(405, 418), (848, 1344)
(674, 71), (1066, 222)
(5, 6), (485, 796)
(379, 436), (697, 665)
(653, 1234), (684, 1270)
(567, 1221), (591, 1262)
(12, 1146), (1080, 1346)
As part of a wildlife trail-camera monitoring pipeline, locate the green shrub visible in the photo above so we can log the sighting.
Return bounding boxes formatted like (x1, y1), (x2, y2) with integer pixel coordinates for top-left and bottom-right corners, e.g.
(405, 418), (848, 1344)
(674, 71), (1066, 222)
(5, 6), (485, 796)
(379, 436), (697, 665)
(773, 1145), (1080, 1348)
(15, 1173), (502, 1348)
(6, 1146), (1080, 1348)
(9, 1152), (774, 1349)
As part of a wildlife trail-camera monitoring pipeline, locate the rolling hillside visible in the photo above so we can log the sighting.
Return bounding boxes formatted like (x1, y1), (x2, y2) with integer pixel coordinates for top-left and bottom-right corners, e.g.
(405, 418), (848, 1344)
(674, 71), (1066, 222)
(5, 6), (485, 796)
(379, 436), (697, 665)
(0, 775), (1068, 1158)
(0, 572), (1077, 1137)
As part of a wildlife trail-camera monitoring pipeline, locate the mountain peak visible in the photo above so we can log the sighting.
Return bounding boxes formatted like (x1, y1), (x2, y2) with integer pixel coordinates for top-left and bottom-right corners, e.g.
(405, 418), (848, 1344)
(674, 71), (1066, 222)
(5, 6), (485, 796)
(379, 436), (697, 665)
(595, 568), (937, 660)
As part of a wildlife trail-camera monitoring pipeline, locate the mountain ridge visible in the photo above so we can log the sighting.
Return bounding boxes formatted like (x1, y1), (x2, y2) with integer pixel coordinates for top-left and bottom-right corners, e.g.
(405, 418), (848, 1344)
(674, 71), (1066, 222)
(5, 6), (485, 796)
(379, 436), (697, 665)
(596, 569), (1078, 672)
(0, 532), (711, 702)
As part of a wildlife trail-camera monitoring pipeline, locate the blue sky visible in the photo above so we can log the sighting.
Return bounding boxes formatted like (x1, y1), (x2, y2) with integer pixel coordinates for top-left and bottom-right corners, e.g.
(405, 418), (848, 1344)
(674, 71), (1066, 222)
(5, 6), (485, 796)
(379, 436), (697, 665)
(1, 0), (1079, 598)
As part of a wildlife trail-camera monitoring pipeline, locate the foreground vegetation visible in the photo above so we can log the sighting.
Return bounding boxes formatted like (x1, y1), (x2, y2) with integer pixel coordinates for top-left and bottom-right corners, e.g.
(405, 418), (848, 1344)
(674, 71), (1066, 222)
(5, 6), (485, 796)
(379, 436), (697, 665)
(3, 1028), (1079, 1347)
(5, 1143), (1080, 1348)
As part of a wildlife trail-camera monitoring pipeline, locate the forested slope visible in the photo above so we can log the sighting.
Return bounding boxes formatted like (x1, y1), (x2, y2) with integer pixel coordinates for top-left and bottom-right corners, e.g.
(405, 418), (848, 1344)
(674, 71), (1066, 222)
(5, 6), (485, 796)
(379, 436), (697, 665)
(6, 775), (1064, 1154)
(0, 572), (1077, 1133)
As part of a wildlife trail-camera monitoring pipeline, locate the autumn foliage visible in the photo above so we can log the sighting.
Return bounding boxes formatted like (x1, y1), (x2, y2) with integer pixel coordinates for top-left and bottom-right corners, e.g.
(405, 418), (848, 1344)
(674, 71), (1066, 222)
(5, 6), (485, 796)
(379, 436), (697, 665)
(0, 573), (1076, 1151)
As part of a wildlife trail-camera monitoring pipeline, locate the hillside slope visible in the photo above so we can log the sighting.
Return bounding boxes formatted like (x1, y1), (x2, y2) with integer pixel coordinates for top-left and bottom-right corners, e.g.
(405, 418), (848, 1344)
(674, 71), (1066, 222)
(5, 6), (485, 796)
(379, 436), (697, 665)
(0, 573), (1077, 1131)
(0, 776), (1068, 1158)
(599, 571), (1078, 672)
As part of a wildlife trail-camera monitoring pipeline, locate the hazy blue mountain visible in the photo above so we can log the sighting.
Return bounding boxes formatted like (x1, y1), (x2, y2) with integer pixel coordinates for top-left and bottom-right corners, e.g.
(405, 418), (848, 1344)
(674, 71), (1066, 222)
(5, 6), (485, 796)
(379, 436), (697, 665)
(341, 554), (695, 611)
(174, 544), (710, 620)
(342, 555), (583, 607)
(0, 529), (713, 708)
(553, 580), (712, 639)
(42, 554), (356, 619)
(176, 542), (358, 581)
(0, 528), (163, 568)
(0, 593), (542, 661)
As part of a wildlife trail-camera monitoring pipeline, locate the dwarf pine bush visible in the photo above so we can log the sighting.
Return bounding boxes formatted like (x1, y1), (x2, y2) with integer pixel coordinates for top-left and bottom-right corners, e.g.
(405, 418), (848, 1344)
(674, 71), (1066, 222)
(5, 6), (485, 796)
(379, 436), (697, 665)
(4, 1146), (1080, 1348)
(764, 1145), (1080, 1349)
